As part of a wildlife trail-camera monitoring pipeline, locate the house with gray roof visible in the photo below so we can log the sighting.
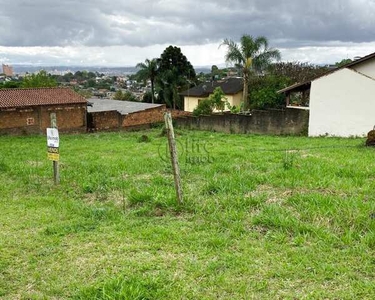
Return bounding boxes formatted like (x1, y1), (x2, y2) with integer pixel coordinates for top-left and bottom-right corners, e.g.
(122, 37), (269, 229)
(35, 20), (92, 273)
(180, 77), (243, 112)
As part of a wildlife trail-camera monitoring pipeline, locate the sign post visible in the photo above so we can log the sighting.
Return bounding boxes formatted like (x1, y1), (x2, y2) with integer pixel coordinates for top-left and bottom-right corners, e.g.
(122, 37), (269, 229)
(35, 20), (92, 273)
(47, 113), (60, 185)
(164, 112), (183, 204)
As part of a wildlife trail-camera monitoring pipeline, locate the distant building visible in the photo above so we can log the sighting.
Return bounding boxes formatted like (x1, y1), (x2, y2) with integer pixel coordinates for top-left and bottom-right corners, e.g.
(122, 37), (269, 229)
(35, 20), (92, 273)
(2, 64), (14, 77)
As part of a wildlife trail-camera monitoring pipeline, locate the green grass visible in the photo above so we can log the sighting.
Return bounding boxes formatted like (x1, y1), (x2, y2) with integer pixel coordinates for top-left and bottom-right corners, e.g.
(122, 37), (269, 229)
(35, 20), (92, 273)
(1, 129), (375, 299)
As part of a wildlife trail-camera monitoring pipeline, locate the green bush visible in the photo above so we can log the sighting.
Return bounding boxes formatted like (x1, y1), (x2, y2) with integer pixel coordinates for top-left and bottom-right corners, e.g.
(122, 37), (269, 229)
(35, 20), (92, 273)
(226, 102), (241, 114)
(193, 98), (214, 116)
(249, 75), (291, 109)
(193, 87), (227, 116)
(142, 91), (153, 103)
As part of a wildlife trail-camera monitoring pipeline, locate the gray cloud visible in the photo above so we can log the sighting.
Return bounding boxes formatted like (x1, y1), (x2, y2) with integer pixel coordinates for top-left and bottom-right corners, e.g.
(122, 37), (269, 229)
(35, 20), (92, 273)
(1, 0), (375, 48)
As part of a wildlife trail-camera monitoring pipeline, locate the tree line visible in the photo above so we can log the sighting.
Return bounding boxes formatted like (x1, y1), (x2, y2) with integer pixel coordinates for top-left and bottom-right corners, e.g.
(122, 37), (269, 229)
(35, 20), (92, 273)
(137, 35), (331, 112)
(0, 70), (57, 89)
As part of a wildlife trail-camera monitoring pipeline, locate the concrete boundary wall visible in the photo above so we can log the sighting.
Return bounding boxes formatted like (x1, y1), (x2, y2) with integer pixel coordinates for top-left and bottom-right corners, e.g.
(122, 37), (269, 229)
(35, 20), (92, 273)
(174, 109), (309, 135)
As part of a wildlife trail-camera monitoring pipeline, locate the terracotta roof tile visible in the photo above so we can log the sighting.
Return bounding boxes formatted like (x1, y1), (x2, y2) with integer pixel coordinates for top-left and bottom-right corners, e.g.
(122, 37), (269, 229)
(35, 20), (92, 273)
(0, 87), (87, 108)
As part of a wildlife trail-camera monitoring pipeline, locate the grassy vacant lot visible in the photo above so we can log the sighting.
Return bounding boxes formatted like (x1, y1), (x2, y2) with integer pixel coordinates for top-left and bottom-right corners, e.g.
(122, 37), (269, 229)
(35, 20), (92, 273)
(0, 129), (375, 299)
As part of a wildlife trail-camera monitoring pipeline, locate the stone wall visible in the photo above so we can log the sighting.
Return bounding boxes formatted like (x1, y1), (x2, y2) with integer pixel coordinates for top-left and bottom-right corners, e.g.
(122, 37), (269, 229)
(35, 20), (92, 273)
(174, 109), (309, 135)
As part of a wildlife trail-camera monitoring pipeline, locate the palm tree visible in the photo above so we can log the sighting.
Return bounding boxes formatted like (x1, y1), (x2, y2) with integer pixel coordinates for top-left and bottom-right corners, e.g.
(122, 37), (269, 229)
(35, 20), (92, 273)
(136, 58), (158, 103)
(221, 35), (281, 111)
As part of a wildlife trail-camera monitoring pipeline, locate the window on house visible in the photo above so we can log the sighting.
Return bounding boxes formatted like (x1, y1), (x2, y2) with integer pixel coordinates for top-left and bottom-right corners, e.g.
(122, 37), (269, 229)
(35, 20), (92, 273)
(26, 118), (35, 125)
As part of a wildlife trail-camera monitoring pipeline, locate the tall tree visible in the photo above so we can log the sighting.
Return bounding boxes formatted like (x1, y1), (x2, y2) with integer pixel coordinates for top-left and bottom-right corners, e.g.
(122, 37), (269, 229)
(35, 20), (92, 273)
(157, 46), (196, 109)
(21, 70), (57, 88)
(136, 58), (158, 104)
(221, 35), (281, 110)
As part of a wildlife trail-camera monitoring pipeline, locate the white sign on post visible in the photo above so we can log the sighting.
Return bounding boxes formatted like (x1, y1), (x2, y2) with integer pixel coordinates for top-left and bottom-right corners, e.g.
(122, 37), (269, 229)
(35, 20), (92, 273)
(46, 128), (59, 148)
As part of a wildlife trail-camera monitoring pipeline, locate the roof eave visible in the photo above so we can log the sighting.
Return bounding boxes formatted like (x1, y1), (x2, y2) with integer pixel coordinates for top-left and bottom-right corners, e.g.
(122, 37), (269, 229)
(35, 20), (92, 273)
(277, 82), (311, 94)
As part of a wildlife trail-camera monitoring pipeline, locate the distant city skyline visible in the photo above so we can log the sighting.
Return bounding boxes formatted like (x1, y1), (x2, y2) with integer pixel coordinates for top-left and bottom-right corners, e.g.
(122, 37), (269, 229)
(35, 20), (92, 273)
(1, 0), (375, 67)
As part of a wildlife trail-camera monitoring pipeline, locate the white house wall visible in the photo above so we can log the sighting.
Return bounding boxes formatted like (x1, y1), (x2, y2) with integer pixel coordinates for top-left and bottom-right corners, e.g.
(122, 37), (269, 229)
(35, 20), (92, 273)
(309, 68), (375, 137)
(352, 59), (375, 79)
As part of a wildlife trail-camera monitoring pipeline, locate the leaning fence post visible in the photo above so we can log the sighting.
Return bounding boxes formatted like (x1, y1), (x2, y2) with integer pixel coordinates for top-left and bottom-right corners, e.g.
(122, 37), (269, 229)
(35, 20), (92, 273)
(164, 112), (183, 204)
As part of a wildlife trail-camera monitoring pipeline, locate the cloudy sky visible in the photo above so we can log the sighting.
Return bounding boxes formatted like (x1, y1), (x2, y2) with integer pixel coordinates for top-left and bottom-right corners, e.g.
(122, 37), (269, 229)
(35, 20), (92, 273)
(1, 0), (375, 67)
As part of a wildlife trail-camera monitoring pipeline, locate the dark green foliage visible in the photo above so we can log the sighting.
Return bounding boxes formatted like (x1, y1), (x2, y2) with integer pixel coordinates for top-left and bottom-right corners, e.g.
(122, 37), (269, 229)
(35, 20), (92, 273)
(138, 135), (151, 143)
(136, 58), (158, 104)
(86, 78), (96, 87)
(96, 82), (111, 90)
(249, 75), (291, 109)
(21, 70), (57, 88)
(193, 99), (214, 116)
(113, 90), (138, 102)
(226, 103), (241, 114)
(157, 46), (196, 109)
(0, 81), (22, 89)
(62, 72), (74, 82)
(142, 91), (153, 103)
(158, 46), (196, 79)
(253, 62), (329, 110)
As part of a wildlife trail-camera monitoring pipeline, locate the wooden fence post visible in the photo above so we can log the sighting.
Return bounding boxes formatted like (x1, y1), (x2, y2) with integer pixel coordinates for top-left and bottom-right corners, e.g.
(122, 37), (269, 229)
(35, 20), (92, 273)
(50, 113), (60, 185)
(164, 112), (183, 204)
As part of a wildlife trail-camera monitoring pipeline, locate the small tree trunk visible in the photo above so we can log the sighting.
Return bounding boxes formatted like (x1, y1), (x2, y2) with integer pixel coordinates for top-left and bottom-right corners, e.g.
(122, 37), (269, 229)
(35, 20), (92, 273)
(173, 87), (177, 110)
(242, 72), (249, 111)
(151, 80), (155, 104)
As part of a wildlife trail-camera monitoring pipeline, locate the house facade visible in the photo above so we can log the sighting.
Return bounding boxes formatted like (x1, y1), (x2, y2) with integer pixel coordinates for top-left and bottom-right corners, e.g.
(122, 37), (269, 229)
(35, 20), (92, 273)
(181, 78), (243, 112)
(279, 52), (375, 137)
(0, 87), (87, 135)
